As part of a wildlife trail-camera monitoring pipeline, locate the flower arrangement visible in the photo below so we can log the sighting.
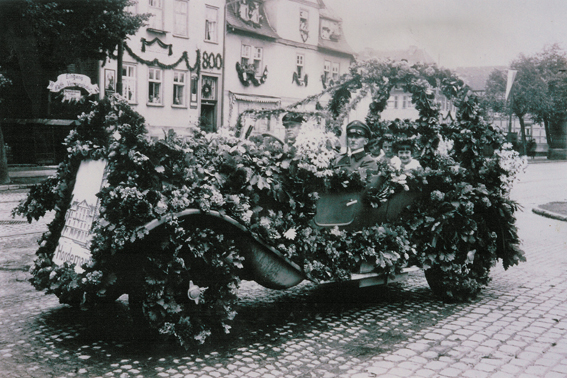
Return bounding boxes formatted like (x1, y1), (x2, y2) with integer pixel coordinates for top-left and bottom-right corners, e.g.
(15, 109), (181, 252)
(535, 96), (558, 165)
(15, 60), (526, 348)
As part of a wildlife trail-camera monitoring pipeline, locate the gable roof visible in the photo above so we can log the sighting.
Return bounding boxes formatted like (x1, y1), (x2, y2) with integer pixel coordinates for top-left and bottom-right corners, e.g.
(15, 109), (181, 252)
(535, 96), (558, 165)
(226, 2), (279, 40)
(453, 66), (508, 91)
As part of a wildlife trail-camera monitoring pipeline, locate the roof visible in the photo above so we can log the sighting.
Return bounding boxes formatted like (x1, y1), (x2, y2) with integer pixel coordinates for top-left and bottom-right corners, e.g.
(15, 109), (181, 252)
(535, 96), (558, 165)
(226, 2), (279, 40)
(357, 46), (436, 65)
(453, 66), (508, 92)
(316, 0), (354, 56)
(318, 34), (354, 56)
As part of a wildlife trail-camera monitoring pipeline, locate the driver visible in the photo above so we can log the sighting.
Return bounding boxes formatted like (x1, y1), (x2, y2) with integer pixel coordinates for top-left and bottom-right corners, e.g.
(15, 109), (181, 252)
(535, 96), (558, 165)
(282, 113), (305, 144)
(333, 121), (378, 174)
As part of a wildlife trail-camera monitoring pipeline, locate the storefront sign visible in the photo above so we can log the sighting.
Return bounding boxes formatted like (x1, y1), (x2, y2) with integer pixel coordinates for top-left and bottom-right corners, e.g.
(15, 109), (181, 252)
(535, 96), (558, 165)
(53, 160), (107, 273)
(47, 73), (100, 95)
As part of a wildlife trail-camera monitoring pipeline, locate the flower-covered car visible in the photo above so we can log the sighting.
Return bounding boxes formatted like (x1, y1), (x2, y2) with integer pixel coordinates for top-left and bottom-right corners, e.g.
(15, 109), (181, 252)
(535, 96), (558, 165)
(15, 61), (526, 348)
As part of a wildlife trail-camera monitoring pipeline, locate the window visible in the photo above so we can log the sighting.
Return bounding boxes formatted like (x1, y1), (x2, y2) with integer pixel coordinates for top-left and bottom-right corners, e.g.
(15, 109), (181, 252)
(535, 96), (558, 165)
(296, 54), (304, 77)
(174, 0), (189, 36)
(202, 76), (217, 101)
(205, 6), (218, 42)
(332, 62), (340, 81)
(299, 9), (309, 33)
(148, 0), (163, 31)
(148, 68), (163, 104)
(323, 60), (331, 82)
(173, 71), (186, 106)
(241, 44), (251, 67)
(320, 19), (339, 40)
(299, 9), (309, 41)
(394, 95), (398, 109)
(122, 64), (136, 103)
(253, 47), (263, 73)
(239, 1), (260, 23)
(402, 96), (407, 109)
(241, 45), (263, 74)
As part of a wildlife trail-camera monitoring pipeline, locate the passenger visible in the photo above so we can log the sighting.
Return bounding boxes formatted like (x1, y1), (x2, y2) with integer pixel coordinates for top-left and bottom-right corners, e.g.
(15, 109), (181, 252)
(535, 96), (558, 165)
(282, 113), (305, 145)
(390, 141), (422, 172)
(333, 120), (378, 174)
(375, 135), (396, 164)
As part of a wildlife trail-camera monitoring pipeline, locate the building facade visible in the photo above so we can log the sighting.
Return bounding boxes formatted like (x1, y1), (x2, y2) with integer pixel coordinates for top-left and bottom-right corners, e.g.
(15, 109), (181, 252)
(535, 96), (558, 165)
(99, 0), (226, 138)
(223, 0), (354, 140)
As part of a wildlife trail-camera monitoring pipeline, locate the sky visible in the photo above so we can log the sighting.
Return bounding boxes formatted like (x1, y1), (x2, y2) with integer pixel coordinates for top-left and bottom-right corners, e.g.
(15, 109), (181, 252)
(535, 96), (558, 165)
(323, 0), (567, 69)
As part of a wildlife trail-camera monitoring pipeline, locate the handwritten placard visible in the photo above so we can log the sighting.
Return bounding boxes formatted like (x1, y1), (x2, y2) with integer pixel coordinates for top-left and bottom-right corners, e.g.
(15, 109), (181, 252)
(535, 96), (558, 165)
(53, 160), (107, 273)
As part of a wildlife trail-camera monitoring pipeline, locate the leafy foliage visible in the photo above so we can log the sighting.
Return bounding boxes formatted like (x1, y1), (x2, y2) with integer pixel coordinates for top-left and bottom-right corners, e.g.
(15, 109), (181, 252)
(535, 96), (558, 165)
(15, 59), (526, 348)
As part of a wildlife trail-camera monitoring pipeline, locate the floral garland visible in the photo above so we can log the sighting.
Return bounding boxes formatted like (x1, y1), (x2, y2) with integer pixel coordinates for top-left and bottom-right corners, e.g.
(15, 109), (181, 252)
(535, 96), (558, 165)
(292, 71), (308, 86)
(235, 62), (268, 86)
(123, 43), (200, 73)
(140, 37), (173, 55)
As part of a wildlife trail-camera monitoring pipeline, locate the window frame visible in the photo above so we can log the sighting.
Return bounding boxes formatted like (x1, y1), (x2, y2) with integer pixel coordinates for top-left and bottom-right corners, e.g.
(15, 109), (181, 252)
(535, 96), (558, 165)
(331, 62), (340, 81)
(122, 64), (137, 104)
(296, 54), (305, 77)
(204, 6), (219, 43)
(172, 70), (187, 107)
(241, 44), (251, 67)
(148, 67), (163, 105)
(299, 9), (309, 33)
(148, 0), (164, 32)
(253, 47), (263, 74)
(173, 0), (189, 37)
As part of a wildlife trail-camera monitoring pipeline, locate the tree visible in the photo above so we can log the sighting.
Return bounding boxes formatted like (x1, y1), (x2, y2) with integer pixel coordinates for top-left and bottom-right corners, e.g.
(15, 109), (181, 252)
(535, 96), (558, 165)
(483, 45), (567, 154)
(0, 0), (148, 174)
(0, 72), (11, 184)
(531, 44), (567, 147)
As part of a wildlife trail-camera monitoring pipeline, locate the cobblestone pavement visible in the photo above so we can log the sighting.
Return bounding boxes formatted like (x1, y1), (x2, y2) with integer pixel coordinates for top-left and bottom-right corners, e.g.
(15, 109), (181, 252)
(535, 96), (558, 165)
(0, 164), (566, 378)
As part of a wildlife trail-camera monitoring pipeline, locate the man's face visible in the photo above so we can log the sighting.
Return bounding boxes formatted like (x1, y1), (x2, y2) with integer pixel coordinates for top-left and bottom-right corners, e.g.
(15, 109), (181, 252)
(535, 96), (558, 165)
(284, 122), (301, 143)
(397, 148), (412, 165)
(382, 141), (394, 158)
(347, 129), (369, 151)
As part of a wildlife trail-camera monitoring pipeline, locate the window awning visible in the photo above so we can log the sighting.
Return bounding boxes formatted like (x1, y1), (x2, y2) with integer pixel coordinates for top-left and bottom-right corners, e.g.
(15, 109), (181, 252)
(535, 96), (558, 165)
(232, 93), (281, 104)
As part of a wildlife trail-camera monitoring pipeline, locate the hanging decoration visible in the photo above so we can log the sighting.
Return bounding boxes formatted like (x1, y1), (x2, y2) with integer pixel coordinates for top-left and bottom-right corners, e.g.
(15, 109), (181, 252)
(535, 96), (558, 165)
(292, 71), (308, 86)
(236, 0), (263, 28)
(236, 62), (268, 87)
(140, 37), (173, 56)
(299, 9), (309, 43)
(202, 82), (212, 98)
(202, 52), (223, 70)
(321, 74), (335, 90)
(123, 43), (201, 73)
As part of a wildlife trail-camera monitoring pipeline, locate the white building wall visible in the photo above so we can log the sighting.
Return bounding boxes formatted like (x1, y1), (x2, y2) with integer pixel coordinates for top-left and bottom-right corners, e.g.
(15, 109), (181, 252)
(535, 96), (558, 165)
(223, 0), (353, 140)
(99, 0), (225, 138)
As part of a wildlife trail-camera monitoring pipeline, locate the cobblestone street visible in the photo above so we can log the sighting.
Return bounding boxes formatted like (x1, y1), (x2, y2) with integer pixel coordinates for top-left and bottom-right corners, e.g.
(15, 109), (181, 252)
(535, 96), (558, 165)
(1, 162), (566, 378)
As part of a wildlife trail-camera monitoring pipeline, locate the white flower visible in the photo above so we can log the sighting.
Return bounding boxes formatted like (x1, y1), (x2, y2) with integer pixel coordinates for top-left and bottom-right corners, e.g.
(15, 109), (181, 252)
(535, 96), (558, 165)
(112, 131), (121, 140)
(283, 228), (297, 240)
(187, 280), (208, 305)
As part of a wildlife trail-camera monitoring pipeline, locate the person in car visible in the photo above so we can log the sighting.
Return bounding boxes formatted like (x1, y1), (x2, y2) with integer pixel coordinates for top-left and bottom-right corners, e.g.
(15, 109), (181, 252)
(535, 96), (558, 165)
(333, 121), (378, 174)
(390, 140), (421, 172)
(282, 113), (305, 144)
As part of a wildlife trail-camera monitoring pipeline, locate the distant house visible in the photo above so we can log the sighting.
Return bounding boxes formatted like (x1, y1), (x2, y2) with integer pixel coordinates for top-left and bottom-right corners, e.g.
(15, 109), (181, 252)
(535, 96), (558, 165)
(224, 0), (355, 141)
(357, 45), (436, 66)
(349, 46), (454, 123)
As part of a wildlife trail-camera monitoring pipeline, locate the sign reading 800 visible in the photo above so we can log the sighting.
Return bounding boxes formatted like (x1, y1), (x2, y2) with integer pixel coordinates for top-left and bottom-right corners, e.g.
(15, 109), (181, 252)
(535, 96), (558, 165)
(202, 52), (223, 70)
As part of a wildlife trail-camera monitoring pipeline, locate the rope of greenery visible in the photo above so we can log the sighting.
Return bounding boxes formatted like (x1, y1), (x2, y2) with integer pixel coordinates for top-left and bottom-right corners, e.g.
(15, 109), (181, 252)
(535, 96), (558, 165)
(14, 60), (526, 348)
(123, 43), (201, 73)
(141, 37), (173, 55)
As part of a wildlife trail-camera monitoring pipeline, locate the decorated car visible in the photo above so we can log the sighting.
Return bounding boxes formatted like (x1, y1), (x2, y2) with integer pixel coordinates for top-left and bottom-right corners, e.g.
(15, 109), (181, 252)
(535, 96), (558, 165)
(15, 60), (526, 348)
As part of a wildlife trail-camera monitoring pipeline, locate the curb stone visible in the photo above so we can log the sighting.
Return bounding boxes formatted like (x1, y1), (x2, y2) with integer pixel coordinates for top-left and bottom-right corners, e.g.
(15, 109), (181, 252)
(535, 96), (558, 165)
(532, 207), (567, 222)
